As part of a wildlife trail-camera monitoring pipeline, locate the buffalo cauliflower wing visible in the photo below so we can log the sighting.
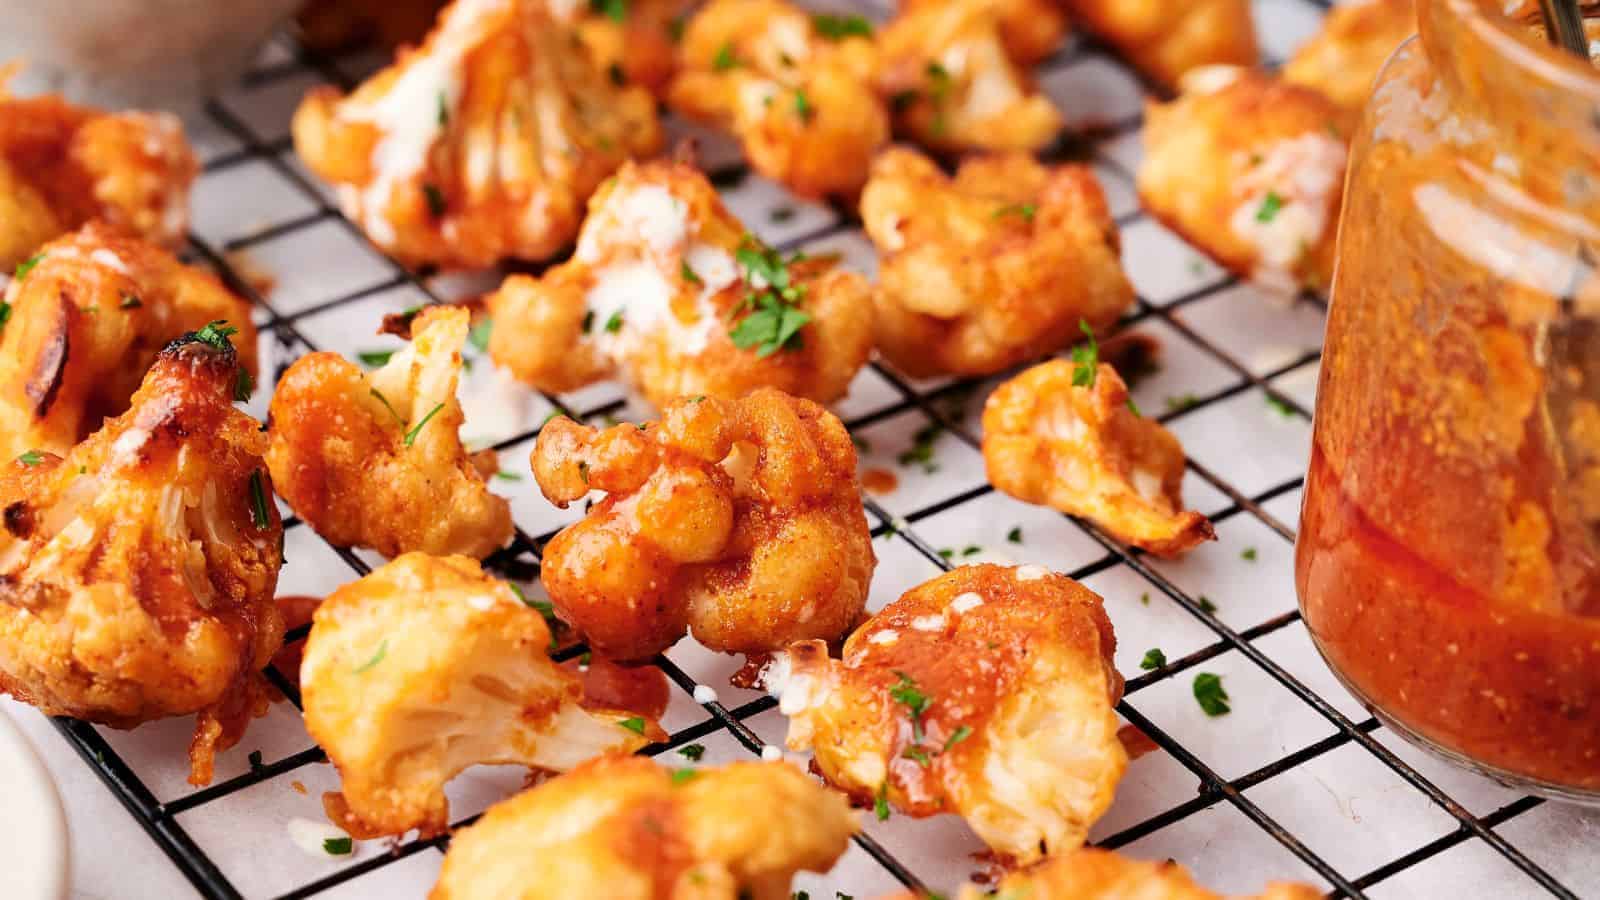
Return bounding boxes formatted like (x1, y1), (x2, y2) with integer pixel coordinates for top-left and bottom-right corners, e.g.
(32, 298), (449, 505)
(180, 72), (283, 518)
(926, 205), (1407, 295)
(939, 847), (1322, 899)
(1281, 0), (1414, 131)
(0, 329), (284, 785)
(0, 80), (196, 272)
(982, 359), (1214, 557)
(905, 0), (1068, 67)
(1138, 66), (1347, 296)
(532, 389), (874, 662)
(877, 0), (1063, 153)
(431, 755), (857, 900)
(1061, 0), (1258, 88)
(773, 564), (1125, 864)
(0, 224), (258, 462)
(267, 306), (512, 559)
(302, 553), (656, 839)
(861, 147), (1134, 377)
(554, 0), (696, 98)
(667, 0), (889, 198)
(486, 160), (873, 408)
(291, 0), (662, 268)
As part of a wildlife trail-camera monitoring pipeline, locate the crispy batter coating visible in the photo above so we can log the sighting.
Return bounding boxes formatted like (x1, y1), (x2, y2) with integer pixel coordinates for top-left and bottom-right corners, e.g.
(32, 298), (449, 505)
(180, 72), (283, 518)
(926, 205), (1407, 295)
(1138, 66), (1347, 296)
(1061, 0), (1258, 88)
(775, 564), (1125, 864)
(296, 0), (448, 51)
(905, 0), (1069, 66)
(556, 0), (696, 98)
(267, 306), (512, 559)
(668, 0), (889, 197)
(302, 553), (656, 838)
(0, 334), (283, 786)
(0, 224), (258, 462)
(532, 389), (874, 662)
(486, 160), (873, 408)
(432, 755), (857, 899)
(877, 0), (1063, 153)
(982, 360), (1214, 557)
(861, 147), (1134, 377)
(1281, 0), (1414, 130)
(0, 82), (196, 271)
(884, 847), (1321, 900)
(291, 0), (662, 268)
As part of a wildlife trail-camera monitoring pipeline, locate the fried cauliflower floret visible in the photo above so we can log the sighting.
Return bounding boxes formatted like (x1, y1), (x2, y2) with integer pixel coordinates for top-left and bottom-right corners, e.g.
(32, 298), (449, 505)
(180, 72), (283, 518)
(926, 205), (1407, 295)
(1061, 0), (1258, 88)
(861, 148), (1134, 378)
(291, 0), (662, 269)
(433, 755), (856, 900)
(910, 847), (1321, 900)
(0, 224), (258, 462)
(775, 564), (1124, 864)
(486, 160), (873, 408)
(668, 0), (889, 198)
(0, 82), (196, 271)
(1137, 66), (1347, 296)
(982, 359), (1214, 557)
(267, 306), (512, 559)
(302, 553), (655, 838)
(0, 332), (283, 786)
(905, 0), (1069, 66)
(554, 0), (696, 98)
(532, 389), (874, 662)
(877, 0), (1064, 153)
(1281, 0), (1414, 131)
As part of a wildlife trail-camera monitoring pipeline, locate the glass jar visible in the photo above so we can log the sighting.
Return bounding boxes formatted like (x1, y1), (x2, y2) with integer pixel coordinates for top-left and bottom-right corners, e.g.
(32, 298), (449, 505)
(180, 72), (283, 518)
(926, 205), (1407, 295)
(1299, 0), (1600, 802)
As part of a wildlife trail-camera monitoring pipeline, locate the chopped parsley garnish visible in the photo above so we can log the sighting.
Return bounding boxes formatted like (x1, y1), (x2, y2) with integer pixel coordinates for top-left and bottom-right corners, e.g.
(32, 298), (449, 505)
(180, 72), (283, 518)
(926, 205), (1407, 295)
(851, 435), (871, 453)
(889, 670), (930, 741)
(1070, 320), (1099, 388)
(1197, 595), (1218, 614)
(494, 470), (523, 482)
(437, 92), (449, 127)
(961, 545), (981, 557)
(591, 0), (626, 22)
(322, 837), (353, 856)
(1140, 648), (1167, 670)
(1127, 398), (1142, 417)
(793, 89), (814, 122)
(669, 14), (686, 41)
(247, 750), (264, 770)
(194, 320), (238, 352)
(235, 369), (254, 403)
(671, 768), (699, 786)
(1193, 672), (1231, 716)
(728, 236), (812, 358)
(17, 450), (44, 466)
(938, 548), (954, 560)
(812, 13), (873, 39)
(942, 725), (972, 752)
(1006, 526), (1022, 543)
(713, 41), (738, 71)
(993, 203), (1037, 222)
(582, 310), (595, 334)
(120, 293), (142, 309)
(874, 781), (891, 821)
(1165, 393), (1199, 412)
(680, 260), (703, 286)
(469, 317), (493, 353)
(1255, 190), (1284, 224)
(902, 745), (932, 767)
(924, 61), (953, 133)
(608, 62), (626, 86)
(603, 310), (625, 334)
(249, 471), (270, 528)
(619, 716), (647, 735)
(1240, 547), (1258, 562)
(896, 423), (942, 473)
(1266, 394), (1296, 418)
(14, 253), (43, 281)
(370, 389), (404, 425)
(353, 640), (388, 673)
(677, 743), (706, 761)
(0, 301), (10, 333)
(423, 183), (446, 217)
(1140, 592), (1151, 606)
(403, 403), (446, 447)
(357, 350), (394, 368)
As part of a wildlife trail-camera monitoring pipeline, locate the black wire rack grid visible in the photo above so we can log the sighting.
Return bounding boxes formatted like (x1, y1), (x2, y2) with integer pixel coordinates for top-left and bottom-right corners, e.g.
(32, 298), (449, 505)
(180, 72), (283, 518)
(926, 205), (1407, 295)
(29, 0), (1593, 897)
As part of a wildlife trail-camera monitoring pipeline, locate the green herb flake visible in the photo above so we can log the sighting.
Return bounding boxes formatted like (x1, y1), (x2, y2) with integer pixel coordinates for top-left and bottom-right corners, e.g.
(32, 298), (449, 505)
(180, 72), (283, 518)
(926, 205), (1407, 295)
(993, 203), (1037, 222)
(437, 91), (449, 127)
(1006, 526), (1022, 544)
(494, 470), (523, 482)
(1140, 592), (1151, 606)
(671, 768), (699, 786)
(1193, 672), (1231, 716)
(235, 369), (254, 403)
(713, 41), (738, 71)
(896, 423), (942, 473)
(357, 350), (394, 368)
(16, 450), (44, 466)
(938, 548), (954, 560)
(14, 253), (43, 281)
(582, 310), (595, 334)
(604, 310), (625, 334)
(902, 745), (932, 767)
(889, 670), (930, 741)
(1266, 394), (1296, 418)
(1197, 595), (1217, 614)
(322, 837), (353, 856)
(120, 293), (142, 309)
(874, 781), (891, 821)
(193, 320), (239, 352)
(1240, 546), (1258, 562)
(247, 750), (264, 770)
(1165, 393), (1199, 412)
(353, 640), (388, 674)
(942, 724), (972, 752)
(371, 389), (404, 425)
(677, 742), (706, 761)
(619, 716), (647, 735)
(680, 260), (703, 286)
(467, 318), (493, 354)
(249, 471), (270, 529)
(403, 403), (446, 447)
(1255, 190), (1284, 224)
(0, 301), (10, 333)
(1070, 320), (1099, 388)
(961, 545), (981, 557)
(591, 0), (626, 22)
(423, 183), (447, 218)
(812, 13), (873, 39)
(1140, 648), (1167, 670)
(793, 89), (814, 122)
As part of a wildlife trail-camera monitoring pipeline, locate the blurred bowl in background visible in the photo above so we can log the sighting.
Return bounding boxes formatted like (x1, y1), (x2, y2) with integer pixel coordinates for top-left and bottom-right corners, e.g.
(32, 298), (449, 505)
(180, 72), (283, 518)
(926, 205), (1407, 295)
(0, 0), (304, 109)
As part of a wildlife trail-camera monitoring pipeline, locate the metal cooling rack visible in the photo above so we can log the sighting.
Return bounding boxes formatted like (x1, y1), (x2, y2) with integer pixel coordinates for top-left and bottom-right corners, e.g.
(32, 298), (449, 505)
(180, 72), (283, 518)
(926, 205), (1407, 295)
(30, 0), (1595, 897)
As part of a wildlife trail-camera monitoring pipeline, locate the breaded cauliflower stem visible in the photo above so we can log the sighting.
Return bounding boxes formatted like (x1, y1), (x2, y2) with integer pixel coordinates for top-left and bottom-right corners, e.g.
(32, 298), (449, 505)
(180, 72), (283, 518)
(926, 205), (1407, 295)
(431, 756), (857, 900)
(267, 306), (513, 559)
(0, 331), (284, 786)
(557, 0), (698, 99)
(0, 224), (259, 462)
(861, 147), (1134, 378)
(301, 553), (657, 839)
(291, 0), (662, 269)
(774, 564), (1125, 864)
(947, 847), (1323, 900)
(0, 77), (196, 272)
(1137, 66), (1347, 297)
(1281, 0), (1414, 131)
(983, 359), (1215, 557)
(532, 390), (875, 662)
(668, 0), (889, 198)
(1061, 0), (1258, 89)
(877, 0), (1063, 153)
(486, 160), (873, 408)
